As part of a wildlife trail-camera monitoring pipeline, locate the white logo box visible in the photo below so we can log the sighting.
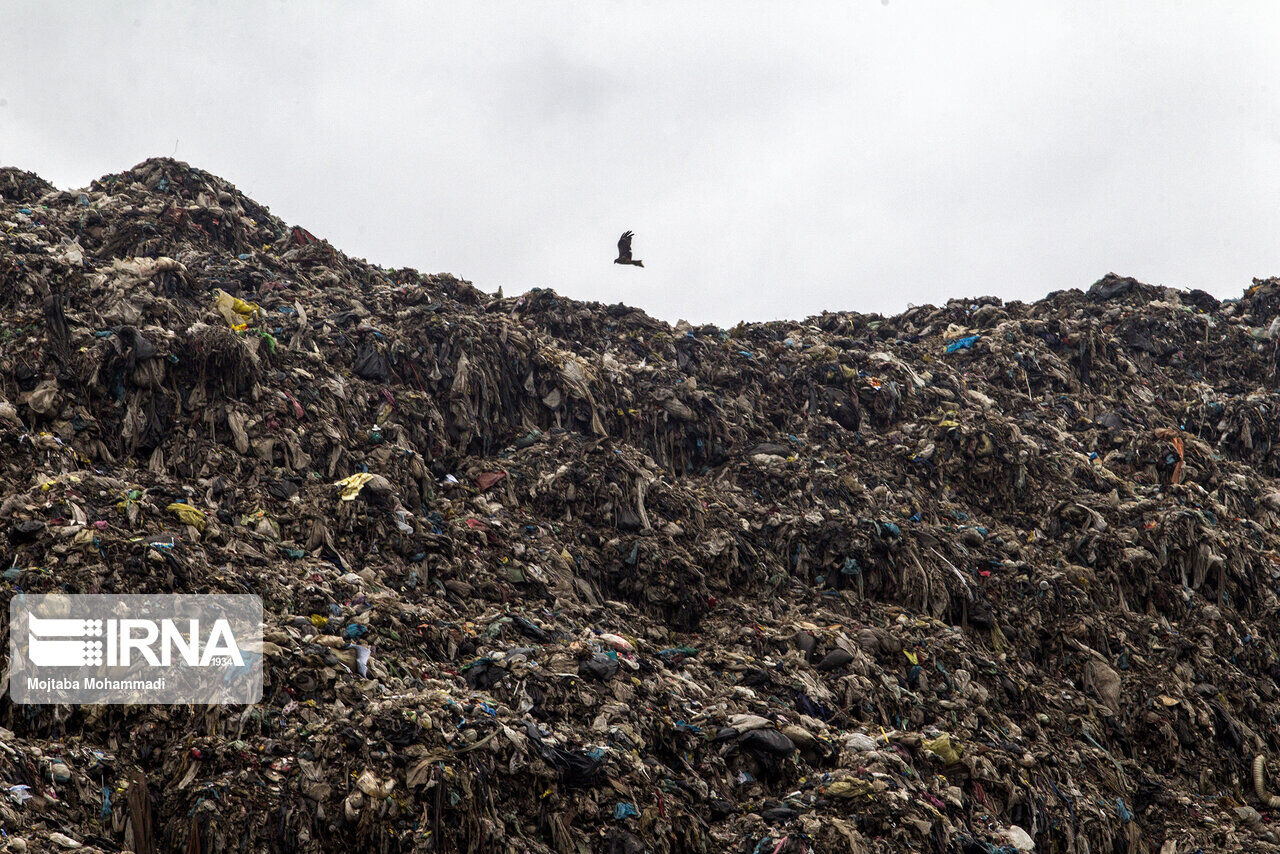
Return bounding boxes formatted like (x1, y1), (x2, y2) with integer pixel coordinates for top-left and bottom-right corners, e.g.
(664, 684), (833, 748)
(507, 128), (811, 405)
(9, 594), (262, 704)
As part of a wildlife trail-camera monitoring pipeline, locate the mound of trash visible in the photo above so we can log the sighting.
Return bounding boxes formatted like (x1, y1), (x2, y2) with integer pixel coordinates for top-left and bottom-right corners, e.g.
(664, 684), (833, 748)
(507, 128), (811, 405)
(5, 158), (1280, 853)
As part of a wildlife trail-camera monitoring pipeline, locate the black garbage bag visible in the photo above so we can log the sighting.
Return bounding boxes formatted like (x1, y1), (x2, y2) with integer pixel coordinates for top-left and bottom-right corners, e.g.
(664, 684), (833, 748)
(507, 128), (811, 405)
(514, 615), (549, 642)
(795, 691), (834, 722)
(815, 648), (854, 671)
(579, 652), (620, 681)
(353, 339), (391, 382)
(758, 802), (800, 822)
(10, 520), (46, 542)
(523, 722), (605, 788)
(607, 830), (646, 854)
(739, 728), (796, 757)
(1088, 273), (1148, 301)
(462, 658), (505, 690)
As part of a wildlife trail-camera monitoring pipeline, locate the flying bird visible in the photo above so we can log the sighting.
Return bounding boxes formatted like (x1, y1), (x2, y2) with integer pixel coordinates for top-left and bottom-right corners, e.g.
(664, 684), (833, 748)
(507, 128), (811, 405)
(614, 231), (643, 267)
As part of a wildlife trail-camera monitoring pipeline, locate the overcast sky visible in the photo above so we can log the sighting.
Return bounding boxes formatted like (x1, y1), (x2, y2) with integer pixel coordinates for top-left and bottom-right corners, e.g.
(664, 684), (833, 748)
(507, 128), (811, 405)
(4, 2), (1280, 325)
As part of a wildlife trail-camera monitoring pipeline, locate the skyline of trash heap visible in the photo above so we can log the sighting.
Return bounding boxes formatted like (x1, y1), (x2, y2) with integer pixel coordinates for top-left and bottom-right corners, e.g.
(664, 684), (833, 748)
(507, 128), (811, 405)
(4, 158), (1280, 852)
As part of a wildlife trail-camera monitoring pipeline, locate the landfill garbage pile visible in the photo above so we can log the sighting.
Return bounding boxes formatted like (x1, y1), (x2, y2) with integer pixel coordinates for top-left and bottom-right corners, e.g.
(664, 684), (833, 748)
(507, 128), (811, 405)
(7, 160), (1280, 854)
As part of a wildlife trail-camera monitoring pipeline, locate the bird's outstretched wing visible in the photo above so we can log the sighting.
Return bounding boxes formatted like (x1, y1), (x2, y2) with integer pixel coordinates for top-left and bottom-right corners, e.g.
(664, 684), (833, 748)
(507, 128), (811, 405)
(616, 231), (633, 262)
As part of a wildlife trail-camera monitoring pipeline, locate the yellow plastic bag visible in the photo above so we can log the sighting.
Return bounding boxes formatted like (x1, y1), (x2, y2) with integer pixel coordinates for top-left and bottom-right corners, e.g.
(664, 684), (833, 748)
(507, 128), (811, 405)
(824, 779), (874, 799)
(165, 502), (207, 531)
(923, 733), (963, 766)
(213, 288), (262, 329)
(334, 473), (375, 501)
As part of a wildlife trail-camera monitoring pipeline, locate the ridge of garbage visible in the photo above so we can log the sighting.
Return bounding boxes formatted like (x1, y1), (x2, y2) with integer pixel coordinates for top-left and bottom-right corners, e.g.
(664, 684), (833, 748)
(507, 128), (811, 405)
(3, 156), (1280, 852)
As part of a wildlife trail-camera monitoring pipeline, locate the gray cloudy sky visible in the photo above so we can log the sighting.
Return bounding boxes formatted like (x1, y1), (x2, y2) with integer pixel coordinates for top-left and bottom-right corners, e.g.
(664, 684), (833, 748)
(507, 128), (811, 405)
(4, 2), (1280, 325)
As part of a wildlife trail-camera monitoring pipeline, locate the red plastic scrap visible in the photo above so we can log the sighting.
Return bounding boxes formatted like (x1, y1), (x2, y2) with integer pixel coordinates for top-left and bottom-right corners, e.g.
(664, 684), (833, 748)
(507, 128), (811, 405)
(290, 225), (321, 246)
(475, 471), (506, 491)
